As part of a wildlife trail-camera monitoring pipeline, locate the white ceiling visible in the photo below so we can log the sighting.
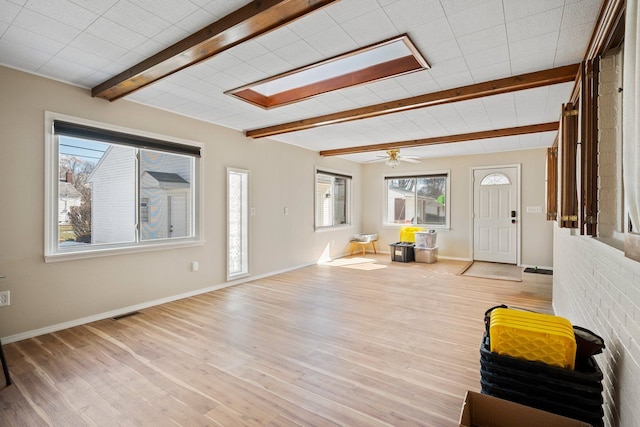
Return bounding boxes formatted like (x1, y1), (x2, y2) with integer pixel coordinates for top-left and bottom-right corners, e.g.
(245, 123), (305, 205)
(0, 0), (603, 162)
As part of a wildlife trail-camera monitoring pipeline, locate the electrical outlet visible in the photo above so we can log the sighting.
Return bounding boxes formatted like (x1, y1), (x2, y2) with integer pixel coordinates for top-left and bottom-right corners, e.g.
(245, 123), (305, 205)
(0, 290), (10, 307)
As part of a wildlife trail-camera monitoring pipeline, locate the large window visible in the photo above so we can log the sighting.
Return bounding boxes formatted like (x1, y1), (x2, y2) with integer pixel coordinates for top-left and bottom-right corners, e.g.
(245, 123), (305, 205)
(315, 170), (351, 229)
(385, 173), (449, 228)
(45, 113), (202, 261)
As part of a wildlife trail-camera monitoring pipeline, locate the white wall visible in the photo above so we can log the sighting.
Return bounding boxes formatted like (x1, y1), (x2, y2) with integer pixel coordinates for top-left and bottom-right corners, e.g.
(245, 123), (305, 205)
(360, 149), (554, 267)
(0, 66), (361, 339)
(553, 230), (640, 427)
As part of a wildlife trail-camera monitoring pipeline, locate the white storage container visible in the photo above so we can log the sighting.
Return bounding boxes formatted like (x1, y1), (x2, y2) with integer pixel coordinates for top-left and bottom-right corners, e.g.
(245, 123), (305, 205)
(415, 246), (438, 263)
(414, 230), (437, 248)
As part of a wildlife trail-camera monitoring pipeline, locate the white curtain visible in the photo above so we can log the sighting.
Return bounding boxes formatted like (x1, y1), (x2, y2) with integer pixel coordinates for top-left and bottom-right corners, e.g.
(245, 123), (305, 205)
(624, 0), (640, 233)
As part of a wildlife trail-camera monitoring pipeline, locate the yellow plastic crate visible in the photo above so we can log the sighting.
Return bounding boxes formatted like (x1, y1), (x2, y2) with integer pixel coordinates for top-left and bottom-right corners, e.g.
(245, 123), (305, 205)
(399, 226), (423, 242)
(489, 308), (576, 370)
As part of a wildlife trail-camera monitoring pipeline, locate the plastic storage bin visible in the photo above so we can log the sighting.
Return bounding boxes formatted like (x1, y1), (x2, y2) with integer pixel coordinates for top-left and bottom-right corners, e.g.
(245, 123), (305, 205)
(414, 246), (438, 263)
(414, 230), (437, 248)
(389, 242), (414, 262)
(399, 226), (423, 243)
(489, 308), (576, 369)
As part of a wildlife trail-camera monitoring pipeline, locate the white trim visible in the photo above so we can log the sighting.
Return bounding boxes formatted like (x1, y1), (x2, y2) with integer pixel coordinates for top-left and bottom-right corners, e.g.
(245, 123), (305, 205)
(1, 261), (315, 344)
(314, 224), (353, 233)
(314, 165), (353, 230)
(623, 1), (640, 233)
(227, 167), (251, 281)
(44, 239), (205, 263)
(44, 111), (205, 261)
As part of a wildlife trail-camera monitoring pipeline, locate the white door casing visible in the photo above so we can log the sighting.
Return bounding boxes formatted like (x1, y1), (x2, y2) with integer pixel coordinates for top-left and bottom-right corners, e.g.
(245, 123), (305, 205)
(473, 167), (518, 264)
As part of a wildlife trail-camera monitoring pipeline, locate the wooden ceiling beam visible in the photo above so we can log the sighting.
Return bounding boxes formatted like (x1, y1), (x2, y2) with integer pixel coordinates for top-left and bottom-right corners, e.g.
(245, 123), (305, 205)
(319, 122), (559, 156)
(246, 64), (578, 138)
(92, 0), (339, 101)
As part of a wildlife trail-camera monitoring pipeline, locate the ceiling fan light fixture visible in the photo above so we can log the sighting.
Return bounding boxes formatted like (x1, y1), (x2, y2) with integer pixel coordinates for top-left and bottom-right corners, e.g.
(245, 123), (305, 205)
(385, 149), (400, 167)
(385, 157), (400, 168)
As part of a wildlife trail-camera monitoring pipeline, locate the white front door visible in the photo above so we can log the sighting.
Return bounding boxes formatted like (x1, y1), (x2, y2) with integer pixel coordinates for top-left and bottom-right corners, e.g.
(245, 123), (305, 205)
(473, 167), (518, 264)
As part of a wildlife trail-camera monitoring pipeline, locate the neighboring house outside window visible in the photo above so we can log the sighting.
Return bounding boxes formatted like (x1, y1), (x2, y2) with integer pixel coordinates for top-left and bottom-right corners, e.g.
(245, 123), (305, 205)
(315, 170), (351, 229)
(58, 180), (81, 224)
(45, 113), (202, 261)
(140, 198), (150, 223)
(384, 172), (450, 228)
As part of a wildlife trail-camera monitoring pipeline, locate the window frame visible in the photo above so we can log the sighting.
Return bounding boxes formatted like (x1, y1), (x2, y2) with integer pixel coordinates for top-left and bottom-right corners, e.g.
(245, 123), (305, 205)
(382, 170), (451, 230)
(227, 167), (250, 281)
(44, 112), (204, 263)
(314, 167), (352, 230)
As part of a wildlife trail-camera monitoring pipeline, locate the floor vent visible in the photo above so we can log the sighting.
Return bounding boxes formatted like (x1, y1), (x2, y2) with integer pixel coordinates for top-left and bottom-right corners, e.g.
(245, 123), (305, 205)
(112, 311), (141, 320)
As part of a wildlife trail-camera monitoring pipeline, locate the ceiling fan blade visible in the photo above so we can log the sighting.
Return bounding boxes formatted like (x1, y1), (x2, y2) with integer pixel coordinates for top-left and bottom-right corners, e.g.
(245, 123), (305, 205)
(401, 158), (421, 163)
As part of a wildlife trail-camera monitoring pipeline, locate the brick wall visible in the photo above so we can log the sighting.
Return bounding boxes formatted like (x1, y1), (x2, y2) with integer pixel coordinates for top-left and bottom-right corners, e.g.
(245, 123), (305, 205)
(553, 47), (640, 427)
(553, 231), (640, 427)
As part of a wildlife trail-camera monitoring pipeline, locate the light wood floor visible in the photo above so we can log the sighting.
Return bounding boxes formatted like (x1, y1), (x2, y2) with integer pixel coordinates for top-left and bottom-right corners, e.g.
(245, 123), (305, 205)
(0, 255), (553, 426)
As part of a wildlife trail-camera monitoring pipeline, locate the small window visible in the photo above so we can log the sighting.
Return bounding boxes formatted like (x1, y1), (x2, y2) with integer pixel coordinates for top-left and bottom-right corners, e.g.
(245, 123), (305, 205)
(45, 113), (202, 261)
(227, 168), (250, 280)
(385, 173), (449, 228)
(315, 170), (351, 229)
(480, 173), (510, 186)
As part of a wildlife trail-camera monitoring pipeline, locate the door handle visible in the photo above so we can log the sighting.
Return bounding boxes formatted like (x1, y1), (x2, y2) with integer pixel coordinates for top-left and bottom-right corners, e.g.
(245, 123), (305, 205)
(511, 219), (516, 224)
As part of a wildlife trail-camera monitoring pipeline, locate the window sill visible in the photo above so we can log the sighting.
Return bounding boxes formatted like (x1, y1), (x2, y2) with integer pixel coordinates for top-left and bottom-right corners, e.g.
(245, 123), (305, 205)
(383, 223), (450, 231)
(594, 236), (625, 252)
(44, 239), (205, 263)
(314, 225), (353, 233)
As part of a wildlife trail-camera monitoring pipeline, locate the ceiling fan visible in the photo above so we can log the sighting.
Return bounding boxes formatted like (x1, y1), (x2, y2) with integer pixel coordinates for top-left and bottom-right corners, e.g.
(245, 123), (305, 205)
(375, 149), (420, 168)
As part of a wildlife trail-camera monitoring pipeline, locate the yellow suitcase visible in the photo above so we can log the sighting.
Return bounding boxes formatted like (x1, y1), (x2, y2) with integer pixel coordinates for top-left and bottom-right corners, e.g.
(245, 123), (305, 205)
(489, 308), (576, 369)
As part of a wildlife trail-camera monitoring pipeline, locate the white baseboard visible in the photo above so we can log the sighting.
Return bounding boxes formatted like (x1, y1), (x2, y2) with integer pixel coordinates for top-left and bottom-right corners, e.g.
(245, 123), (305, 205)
(2, 262), (315, 344)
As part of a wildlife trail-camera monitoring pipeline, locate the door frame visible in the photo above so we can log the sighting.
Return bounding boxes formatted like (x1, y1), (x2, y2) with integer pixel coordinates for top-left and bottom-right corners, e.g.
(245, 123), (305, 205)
(469, 164), (522, 266)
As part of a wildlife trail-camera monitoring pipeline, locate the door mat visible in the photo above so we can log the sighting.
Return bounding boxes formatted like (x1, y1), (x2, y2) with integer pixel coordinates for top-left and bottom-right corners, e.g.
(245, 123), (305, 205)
(523, 267), (553, 275)
(459, 261), (523, 282)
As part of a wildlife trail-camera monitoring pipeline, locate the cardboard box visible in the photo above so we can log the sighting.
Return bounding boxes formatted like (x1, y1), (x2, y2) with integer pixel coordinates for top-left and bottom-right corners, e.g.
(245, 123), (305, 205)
(459, 391), (590, 427)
